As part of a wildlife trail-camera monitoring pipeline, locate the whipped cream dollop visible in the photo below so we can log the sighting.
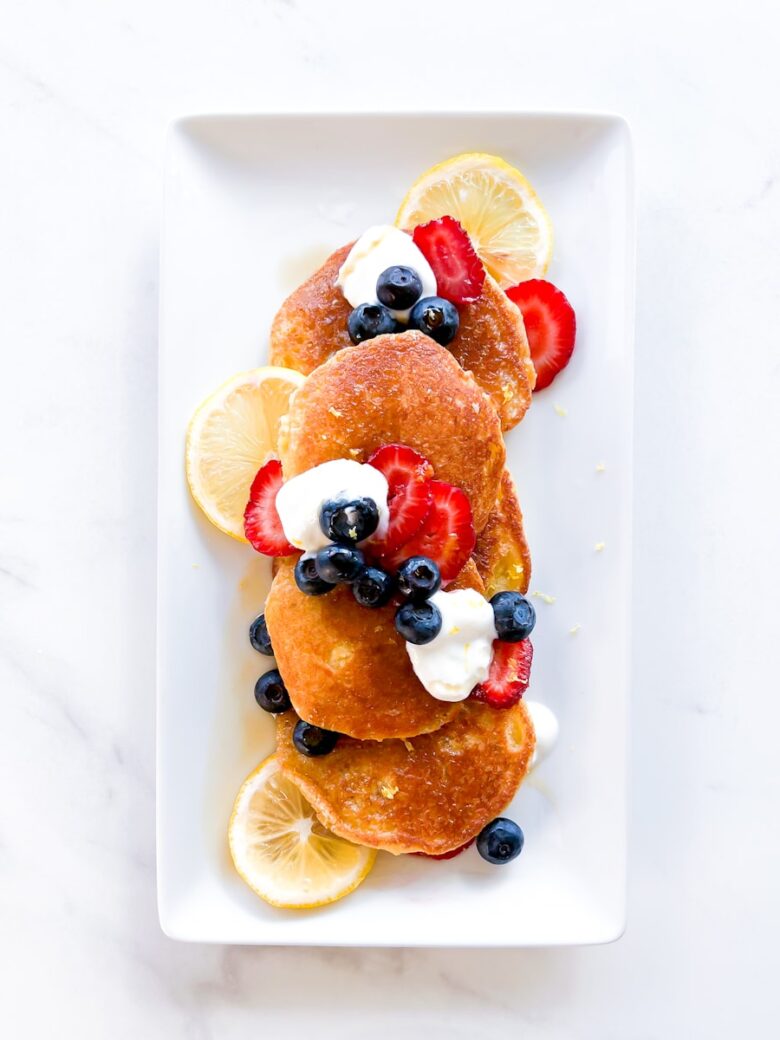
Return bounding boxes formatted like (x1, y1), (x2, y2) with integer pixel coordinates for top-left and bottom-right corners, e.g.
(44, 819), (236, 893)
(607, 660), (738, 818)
(336, 225), (437, 322)
(525, 700), (559, 768)
(406, 588), (497, 702)
(275, 459), (389, 553)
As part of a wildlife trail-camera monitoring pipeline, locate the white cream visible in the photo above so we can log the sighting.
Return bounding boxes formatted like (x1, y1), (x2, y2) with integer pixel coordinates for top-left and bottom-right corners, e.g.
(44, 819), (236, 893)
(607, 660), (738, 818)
(406, 588), (497, 702)
(336, 224), (437, 322)
(525, 701), (559, 768)
(275, 459), (389, 553)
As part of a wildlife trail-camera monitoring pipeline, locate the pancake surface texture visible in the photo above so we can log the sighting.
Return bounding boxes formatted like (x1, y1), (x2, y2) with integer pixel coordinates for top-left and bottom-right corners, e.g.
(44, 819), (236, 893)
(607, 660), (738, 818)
(278, 331), (504, 533)
(265, 559), (484, 740)
(474, 469), (532, 597)
(454, 276), (536, 430)
(269, 243), (535, 430)
(276, 699), (536, 856)
(270, 244), (353, 371)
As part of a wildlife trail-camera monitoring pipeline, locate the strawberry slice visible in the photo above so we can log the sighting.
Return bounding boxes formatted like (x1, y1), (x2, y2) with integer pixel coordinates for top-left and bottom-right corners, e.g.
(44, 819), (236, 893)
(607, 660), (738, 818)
(472, 639), (533, 709)
(412, 216), (485, 306)
(505, 279), (576, 391)
(413, 838), (475, 861)
(243, 458), (298, 557)
(373, 478), (434, 558)
(366, 444), (434, 557)
(367, 444), (433, 492)
(386, 480), (475, 582)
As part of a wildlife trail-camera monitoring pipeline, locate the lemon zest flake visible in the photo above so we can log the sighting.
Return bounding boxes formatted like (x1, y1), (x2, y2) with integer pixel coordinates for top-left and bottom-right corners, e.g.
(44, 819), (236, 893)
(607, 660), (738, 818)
(531, 590), (556, 605)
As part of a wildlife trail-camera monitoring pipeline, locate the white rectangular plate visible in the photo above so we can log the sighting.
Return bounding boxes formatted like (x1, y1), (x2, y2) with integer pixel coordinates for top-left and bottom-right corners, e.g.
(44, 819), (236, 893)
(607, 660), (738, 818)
(158, 112), (634, 946)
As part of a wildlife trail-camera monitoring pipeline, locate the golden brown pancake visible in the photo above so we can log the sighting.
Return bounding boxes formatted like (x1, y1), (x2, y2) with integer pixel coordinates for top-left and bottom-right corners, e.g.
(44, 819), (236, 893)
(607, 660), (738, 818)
(276, 699), (535, 856)
(265, 559), (485, 741)
(270, 243), (353, 371)
(269, 243), (535, 431)
(474, 469), (532, 598)
(454, 278), (535, 431)
(278, 332), (505, 534)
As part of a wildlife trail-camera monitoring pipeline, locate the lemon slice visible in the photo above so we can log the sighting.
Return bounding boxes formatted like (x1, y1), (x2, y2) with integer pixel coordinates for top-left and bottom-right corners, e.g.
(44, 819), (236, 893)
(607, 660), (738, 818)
(396, 152), (553, 287)
(228, 755), (376, 909)
(186, 366), (305, 541)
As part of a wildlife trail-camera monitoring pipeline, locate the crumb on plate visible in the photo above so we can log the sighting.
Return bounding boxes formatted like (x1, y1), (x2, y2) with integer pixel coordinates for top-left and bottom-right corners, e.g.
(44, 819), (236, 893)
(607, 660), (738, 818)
(531, 590), (556, 605)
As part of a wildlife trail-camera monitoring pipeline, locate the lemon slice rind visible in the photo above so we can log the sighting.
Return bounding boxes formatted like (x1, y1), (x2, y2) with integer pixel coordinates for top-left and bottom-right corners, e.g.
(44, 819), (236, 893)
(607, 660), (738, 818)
(185, 366), (305, 542)
(396, 152), (553, 287)
(228, 755), (376, 909)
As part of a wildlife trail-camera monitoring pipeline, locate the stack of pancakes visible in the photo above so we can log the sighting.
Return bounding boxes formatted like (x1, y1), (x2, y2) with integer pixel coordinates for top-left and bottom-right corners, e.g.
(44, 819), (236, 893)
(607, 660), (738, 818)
(263, 245), (537, 856)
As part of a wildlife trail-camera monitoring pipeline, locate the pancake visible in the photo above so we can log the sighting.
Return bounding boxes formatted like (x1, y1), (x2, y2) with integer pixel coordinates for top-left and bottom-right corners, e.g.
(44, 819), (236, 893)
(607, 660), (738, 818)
(270, 243), (353, 371)
(269, 243), (535, 431)
(276, 699), (535, 856)
(265, 559), (485, 741)
(278, 331), (505, 534)
(453, 277), (535, 431)
(474, 469), (532, 598)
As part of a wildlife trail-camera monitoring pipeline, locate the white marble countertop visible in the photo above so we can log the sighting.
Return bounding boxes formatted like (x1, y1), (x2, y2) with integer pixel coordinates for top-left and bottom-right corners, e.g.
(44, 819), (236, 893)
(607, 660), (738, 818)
(2, 0), (779, 1035)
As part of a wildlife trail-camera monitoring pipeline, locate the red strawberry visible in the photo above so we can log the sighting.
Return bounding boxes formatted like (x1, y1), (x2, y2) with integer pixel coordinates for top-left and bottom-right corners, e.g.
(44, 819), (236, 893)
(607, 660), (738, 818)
(472, 639), (533, 709)
(412, 216), (485, 306)
(413, 838), (475, 861)
(374, 478), (434, 558)
(366, 444), (434, 557)
(243, 458), (298, 557)
(367, 444), (433, 492)
(505, 279), (576, 391)
(386, 480), (475, 582)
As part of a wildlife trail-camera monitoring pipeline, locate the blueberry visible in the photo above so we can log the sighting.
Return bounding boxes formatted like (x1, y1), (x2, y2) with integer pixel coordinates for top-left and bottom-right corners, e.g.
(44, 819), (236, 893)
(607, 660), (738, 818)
(293, 720), (339, 757)
(353, 566), (395, 608)
(394, 600), (442, 644)
(248, 613), (273, 655)
(408, 296), (459, 346)
(376, 265), (423, 310)
(315, 544), (365, 584)
(397, 555), (441, 601)
(490, 591), (536, 642)
(294, 554), (335, 596)
(347, 302), (398, 344)
(476, 817), (524, 865)
(319, 497), (379, 544)
(254, 669), (291, 714)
